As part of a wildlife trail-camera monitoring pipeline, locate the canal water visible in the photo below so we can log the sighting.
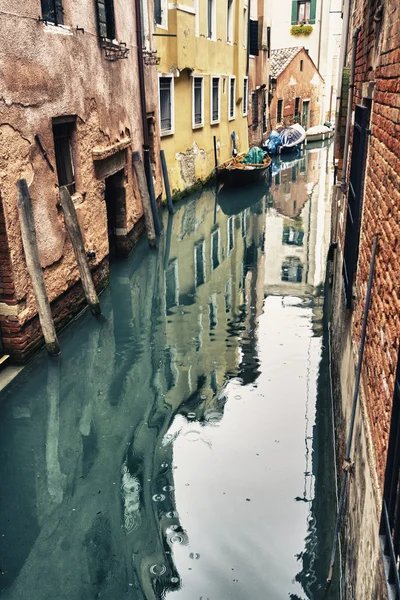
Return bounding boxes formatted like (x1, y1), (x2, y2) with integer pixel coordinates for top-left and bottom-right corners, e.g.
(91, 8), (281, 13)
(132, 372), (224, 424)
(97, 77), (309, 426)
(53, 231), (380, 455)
(0, 144), (341, 600)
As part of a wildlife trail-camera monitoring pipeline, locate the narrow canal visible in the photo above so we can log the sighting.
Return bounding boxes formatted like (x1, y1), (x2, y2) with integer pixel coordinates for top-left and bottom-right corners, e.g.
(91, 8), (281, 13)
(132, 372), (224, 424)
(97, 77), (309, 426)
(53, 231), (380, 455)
(0, 144), (340, 600)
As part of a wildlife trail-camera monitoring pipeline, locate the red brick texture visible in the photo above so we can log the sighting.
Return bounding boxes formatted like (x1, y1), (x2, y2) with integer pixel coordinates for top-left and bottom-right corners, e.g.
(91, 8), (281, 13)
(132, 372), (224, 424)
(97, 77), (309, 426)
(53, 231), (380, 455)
(0, 194), (16, 305)
(345, 0), (400, 485)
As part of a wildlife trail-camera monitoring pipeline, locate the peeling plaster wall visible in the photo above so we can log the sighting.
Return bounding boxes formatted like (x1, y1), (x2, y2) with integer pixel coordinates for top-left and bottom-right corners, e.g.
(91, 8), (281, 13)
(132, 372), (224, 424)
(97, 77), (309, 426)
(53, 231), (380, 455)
(0, 0), (162, 359)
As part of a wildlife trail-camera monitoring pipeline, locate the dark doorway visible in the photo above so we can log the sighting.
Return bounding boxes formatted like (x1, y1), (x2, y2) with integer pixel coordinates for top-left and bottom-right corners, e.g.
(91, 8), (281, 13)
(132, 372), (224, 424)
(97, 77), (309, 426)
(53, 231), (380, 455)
(105, 169), (126, 258)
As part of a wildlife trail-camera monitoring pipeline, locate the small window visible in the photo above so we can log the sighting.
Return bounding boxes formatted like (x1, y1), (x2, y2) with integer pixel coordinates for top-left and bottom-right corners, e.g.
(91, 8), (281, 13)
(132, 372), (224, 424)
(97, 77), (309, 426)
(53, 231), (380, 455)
(243, 77), (249, 116)
(229, 77), (236, 120)
(154, 0), (162, 25)
(297, 0), (310, 22)
(41, 0), (63, 25)
(194, 240), (206, 287)
(95, 0), (116, 40)
(211, 76), (221, 124)
(249, 20), (259, 56)
(300, 59), (304, 72)
(207, 0), (215, 39)
(211, 228), (220, 271)
(227, 0), (234, 43)
(277, 98), (283, 123)
(266, 26), (271, 59)
(193, 76), (204, 128)
(243, 7), (248, 47)
(252, 92), (258, 125)
(154, 0), (168, 28)
(294, 97), (301, 121)
(53, 120), (76, 195)
(159, 75), (174, 135)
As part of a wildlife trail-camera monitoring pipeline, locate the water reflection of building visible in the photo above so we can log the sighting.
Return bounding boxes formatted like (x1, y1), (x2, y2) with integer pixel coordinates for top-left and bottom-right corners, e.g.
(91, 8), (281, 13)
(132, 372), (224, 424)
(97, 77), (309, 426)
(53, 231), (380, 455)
(264, 146), (332, 297)
(0, 185), (267, 600)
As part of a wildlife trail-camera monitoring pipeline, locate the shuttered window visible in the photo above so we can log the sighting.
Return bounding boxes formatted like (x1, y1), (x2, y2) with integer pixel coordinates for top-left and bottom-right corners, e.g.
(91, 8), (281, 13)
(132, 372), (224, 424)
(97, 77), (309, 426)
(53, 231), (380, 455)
(291, 0), (316, 24)
(277, 99), (283, 123)
(41, 0), (63, 25)
(229, 77), (236, 120)
(154, 0), (162, 25)
(159, 76), (174, 134)
(243, 78), (248, 116)
(95, 0), (116, 40)
(252, 92), (258, 125)
(211, 77), (220, 124)
(193, 77), (204, 128)
(249, 20), (259, 56)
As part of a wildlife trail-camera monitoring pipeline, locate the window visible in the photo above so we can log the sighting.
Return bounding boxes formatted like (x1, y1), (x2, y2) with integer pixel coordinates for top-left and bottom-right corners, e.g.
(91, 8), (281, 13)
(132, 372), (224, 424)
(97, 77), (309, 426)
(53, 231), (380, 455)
(294, 97), (301, 121)
(243, 7), (248, 47)
(225, 279), (232, 313)
(211, 76), (221, 124)
(194, 240), (206, 287)
(380, 354), (400, 599)
(53, 119), (76, 195)
(165, 259), (179, 311)
(154, 0), (167, 28)
(159, 75), (174, 135)
(209, 295), (218, 330)
(227, 0), (234, 42)
(262, 90), (267, 132)
(277, 98), (283, 123)
(207, 0), (215, 40)
(300, 59), (304, 72)
(249, 19), (259, 56)
(154, 0), (162, 25)
(192, 76), (204, 128)
(41, 0), (63, 25)
(229, 77), (236, 120)
(243, 77), (249, 116)
(291, 0), (316, 24)
(211, 228), (220, 271)
(342, 105), (369, 307)
(252, 92), (258, 125)
(95, 0), (116, 40)
(266, 26), (271, 59)
(227, 217), (234, 254)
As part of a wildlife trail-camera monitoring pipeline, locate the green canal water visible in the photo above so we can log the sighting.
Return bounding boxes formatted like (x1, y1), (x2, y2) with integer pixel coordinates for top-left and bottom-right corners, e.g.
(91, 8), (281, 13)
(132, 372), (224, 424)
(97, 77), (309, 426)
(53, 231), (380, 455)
(0, 145), (341, 600)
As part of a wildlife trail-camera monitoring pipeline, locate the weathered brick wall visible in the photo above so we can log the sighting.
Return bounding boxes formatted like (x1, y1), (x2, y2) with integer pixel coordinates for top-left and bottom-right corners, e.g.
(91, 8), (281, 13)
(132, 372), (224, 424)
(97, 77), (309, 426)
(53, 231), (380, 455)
(0, 194), (16, 305)
(348, 0), (400, 485)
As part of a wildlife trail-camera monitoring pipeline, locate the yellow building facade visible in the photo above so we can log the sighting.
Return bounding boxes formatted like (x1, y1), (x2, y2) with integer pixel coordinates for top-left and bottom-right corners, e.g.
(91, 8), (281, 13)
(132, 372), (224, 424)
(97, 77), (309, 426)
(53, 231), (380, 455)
(155, 0), (251, 194)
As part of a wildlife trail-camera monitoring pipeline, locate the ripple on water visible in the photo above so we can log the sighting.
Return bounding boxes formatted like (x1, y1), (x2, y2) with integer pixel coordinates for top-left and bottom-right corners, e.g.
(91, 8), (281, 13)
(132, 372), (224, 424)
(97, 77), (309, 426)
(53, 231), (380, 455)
(162, 485), (174, 492)
(152, 493), (166, 502)
(150, 564), (166, 576)
(184, 430), (202, 442)
(165, 510), (179, 519)
(189, 552), (200, 560)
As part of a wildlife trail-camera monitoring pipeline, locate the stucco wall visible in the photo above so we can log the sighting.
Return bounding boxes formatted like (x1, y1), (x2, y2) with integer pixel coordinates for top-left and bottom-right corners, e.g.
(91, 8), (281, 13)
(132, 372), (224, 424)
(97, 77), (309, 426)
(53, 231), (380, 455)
(0, 0), (162, 359)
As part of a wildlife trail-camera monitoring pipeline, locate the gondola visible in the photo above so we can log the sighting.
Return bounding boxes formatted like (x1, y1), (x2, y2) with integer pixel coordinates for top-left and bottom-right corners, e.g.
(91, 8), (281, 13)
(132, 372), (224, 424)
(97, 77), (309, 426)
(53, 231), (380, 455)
(217, 152), (271, 187)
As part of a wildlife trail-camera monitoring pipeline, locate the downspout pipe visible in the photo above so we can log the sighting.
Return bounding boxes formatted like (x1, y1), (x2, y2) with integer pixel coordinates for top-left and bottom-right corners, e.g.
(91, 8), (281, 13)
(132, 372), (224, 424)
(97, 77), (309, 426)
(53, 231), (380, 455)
(341, 24), (362, 191)
(134, 0), (161, 235)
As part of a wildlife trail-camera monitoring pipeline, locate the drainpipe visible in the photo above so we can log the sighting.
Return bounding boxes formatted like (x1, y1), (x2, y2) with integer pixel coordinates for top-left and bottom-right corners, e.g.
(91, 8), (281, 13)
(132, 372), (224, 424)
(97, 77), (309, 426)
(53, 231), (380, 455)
(341, 24), (362, 192)
(134, 0), (161, 234)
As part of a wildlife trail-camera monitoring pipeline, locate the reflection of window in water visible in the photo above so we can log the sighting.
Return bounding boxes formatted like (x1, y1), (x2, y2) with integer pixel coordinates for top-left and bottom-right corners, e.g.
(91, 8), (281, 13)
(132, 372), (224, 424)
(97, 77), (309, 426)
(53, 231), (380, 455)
(164, 346), (178, 391)
(293, 200), (297, 213)
(196, 312), (203, 352)
(209, 294), (218, 329)
(225, 279), (232, 313)
(281, 257), (303, 282)
(275, 171), (280, 185)
(227, 217), (234, 254)
(282, 225), (304, 246)
(241, 210), (247, 238)
(300, 157), (306, 173)
(211, 228), (220, 271)
(210, 369), (218, 395)
(165, 259), (179, 310)
(292, 165), (297, 182)
(239, 261), (244, 290)
(283, 181), (290, 194)
(194, 240), (206, 287)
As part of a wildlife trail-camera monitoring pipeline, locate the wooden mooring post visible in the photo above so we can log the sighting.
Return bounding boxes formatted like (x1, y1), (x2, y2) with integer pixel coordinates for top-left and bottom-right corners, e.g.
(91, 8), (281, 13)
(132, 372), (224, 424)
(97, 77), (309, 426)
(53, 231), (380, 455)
(59, 186), (101, 316)
(16, 179), (60, 356)
(132, 151), (157, 247)
(160, 149), (174, 215)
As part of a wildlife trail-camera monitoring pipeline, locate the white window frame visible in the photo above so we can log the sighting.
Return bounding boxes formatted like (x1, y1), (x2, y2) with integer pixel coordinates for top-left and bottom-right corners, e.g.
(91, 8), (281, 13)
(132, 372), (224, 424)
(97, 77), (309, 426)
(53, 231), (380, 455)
(228, 76), (236, 121)
(227, 0), (234, 43)
(243, 5), (248, 47)
(210, 75), (221, 125)
(155, 0), (168, 30)
(158, 73), (175, 137)
(207, 0), (216, 41)
(192, 75), (204, 129)
(242, 76), (248, 116)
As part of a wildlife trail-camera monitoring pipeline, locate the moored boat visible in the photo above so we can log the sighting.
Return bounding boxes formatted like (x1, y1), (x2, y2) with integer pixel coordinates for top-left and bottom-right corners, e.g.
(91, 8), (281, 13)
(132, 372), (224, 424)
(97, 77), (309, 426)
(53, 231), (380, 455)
(217, 151), (271, 187)
(279, 123), (306, 153)
(306, 125), (334, 142)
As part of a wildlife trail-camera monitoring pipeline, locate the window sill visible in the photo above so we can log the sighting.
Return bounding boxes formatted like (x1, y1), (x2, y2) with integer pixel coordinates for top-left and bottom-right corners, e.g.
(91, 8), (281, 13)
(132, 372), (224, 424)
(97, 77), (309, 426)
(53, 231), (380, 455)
(161, 130), (174, 137)
(228, 116), (235, 122)
(210, 120), (220, 126)
(242, 112), (248, 117)
(192, 124), (204, 130)
(43, 22), (73, 36)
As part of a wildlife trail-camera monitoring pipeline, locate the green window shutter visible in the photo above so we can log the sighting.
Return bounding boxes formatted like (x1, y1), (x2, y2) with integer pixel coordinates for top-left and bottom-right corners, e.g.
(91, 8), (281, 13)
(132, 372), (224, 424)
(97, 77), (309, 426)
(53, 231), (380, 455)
(249, 20), (259, 56)
(309, 0), (317, 24)
(291, 0), (297, 24)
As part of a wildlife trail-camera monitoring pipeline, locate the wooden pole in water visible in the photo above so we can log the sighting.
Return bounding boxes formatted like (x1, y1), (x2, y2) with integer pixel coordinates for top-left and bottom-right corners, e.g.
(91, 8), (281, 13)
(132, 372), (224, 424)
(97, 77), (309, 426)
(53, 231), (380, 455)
(160, 149), (174, 215)
(132, 151), (157, 247)
(59, 186), (101, 316)
(16, 179), (60, 356)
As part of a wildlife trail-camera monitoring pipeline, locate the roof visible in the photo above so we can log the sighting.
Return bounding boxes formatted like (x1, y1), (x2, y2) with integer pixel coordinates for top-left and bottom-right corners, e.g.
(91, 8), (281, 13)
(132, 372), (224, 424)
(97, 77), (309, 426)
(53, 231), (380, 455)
(270, 47), (303, 78)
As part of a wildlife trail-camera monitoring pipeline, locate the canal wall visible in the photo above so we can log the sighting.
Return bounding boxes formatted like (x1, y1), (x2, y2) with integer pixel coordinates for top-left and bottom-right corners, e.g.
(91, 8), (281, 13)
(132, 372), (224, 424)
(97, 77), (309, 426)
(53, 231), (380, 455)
(0, 0), (162, 362)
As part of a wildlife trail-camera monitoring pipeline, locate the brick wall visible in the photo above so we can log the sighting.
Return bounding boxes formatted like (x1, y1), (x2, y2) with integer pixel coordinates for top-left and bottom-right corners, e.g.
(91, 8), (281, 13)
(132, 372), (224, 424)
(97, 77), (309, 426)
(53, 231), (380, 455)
(348, 0), (400, 487)
(0, 194), (16, 306)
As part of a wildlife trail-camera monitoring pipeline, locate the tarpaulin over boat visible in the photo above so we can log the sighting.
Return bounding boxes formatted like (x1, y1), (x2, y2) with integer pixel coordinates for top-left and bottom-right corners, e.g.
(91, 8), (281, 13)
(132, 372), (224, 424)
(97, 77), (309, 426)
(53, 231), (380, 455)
(279, 125), (305, 147)
(243, 147), (268, 165)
